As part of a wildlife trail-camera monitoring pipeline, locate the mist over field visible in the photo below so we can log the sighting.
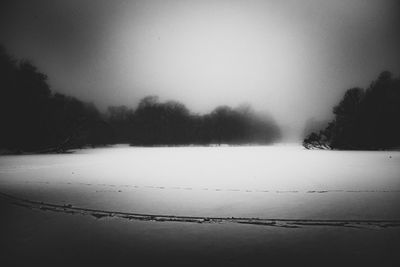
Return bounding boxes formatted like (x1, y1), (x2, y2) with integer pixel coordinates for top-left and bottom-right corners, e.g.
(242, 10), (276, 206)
(1, 0), (400, 140)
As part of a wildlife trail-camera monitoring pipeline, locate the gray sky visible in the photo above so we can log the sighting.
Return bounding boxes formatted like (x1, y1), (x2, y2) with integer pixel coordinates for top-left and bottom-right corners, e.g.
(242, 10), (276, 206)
(1, 0), (399, 139)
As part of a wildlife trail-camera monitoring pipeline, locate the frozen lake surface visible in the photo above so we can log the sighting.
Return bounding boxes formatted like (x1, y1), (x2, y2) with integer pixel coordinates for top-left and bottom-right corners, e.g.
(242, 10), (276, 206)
(1, 144), (400, 266)
(1, 144), (399, 220)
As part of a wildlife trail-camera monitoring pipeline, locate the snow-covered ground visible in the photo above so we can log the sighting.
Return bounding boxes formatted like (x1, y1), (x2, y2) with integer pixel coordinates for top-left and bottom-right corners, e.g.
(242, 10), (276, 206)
(1, 144), (400, 266)
(1, 144), (399, 220)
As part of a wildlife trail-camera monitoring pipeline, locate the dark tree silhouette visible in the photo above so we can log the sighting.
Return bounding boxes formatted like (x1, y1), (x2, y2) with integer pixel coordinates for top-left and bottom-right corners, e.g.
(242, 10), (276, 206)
(128, 97), (280, 146)
(0, 45), (281, 152)
(303, 71), (400, 150)
(107, 105), (135, 143)
(0, 45), (111, 152)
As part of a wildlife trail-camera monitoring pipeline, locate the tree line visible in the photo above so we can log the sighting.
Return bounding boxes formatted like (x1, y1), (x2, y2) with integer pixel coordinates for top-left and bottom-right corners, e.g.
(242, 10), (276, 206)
(108, 97), (280, 146)
(303, 71), (400, 150)
(0, 46), (281, 153)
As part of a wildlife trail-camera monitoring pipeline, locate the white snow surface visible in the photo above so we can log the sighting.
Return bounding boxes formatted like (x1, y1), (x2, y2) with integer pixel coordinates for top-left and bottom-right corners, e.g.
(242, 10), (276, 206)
(1, 144), (399, 220)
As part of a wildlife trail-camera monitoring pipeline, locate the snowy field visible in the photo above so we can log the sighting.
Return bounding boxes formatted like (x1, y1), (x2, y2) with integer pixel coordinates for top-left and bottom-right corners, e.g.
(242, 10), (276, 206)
(1, 144), (399, 219)
(1, 144), (400, 266)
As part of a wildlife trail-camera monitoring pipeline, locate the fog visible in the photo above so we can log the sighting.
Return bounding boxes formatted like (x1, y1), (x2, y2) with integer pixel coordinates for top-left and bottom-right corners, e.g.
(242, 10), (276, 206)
(1, 0), (399, 140)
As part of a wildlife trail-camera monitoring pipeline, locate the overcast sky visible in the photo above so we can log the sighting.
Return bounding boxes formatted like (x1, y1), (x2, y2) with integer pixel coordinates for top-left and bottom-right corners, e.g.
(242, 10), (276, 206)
(1, 0), (399, 139)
